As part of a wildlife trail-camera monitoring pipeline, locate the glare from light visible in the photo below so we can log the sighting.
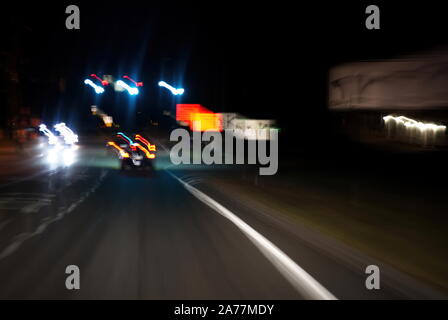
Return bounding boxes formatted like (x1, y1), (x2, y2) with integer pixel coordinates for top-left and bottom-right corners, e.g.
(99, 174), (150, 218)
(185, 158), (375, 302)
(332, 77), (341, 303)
(102, 116), (113, 127)
(135, 134), (150, 148)
(84, 79), (105, 94)
(158, 81), (184, 95)
(39, 124), (58, 145)
(383, 115), (446, 132)
(54, 123), (79, 145)
(108, 141), (130, 158)
(116, 80), (139, 95)
(62, 148), (75, 167)
(45, 145), (77, 167)
(47, 149), (58, 164)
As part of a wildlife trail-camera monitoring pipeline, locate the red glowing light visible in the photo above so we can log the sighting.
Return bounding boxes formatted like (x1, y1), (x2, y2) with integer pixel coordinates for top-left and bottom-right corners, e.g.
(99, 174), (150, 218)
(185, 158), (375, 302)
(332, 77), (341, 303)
(135, 143), (155, 159)
(117, 135), (130, 144)
(134, 135), (156, 157)
(191, 113), (223, 132)
(90, 74), (108, 86)
(123, 76), (143, 87)
(135, 134), (150, 147)
(176, 104), (222, 131)
(176, 104), (209, 124)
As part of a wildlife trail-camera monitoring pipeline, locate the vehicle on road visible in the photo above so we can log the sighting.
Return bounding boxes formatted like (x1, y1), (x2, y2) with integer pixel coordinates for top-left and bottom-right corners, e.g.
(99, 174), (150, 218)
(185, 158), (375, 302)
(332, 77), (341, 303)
(107, 133), (155, 171)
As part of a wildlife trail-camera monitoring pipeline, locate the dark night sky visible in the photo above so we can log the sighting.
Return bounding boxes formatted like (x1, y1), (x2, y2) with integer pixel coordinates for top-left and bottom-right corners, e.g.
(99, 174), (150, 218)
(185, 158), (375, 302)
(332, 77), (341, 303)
(1, 1), (448, 135)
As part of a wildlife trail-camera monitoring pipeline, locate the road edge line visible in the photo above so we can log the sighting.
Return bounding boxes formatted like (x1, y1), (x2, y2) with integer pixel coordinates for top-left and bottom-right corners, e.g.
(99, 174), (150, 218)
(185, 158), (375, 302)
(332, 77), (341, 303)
(167, 171), (337, 300)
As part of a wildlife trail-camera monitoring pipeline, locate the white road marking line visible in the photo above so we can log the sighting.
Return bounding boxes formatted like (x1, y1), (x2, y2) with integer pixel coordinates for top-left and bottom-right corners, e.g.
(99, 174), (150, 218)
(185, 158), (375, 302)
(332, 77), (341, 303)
(168, 171), (337, 300)
(0, 193), (55, 214)
(0, 165), (63, 189)
(0, 170), (108, 261)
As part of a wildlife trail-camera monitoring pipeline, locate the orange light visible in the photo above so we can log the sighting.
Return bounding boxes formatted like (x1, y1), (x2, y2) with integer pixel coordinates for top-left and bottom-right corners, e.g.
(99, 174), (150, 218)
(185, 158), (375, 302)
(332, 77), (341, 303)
(176, 104), (222, 131)
(191, 112), (223, 132)
(176, 104), (208, 125)
(116, 134), (135, 150)
(135, 134), (150, 146)
(134, 143), (150, 158)
(108, 141), (130, 158)
(135, 134), (157, 152)
(134, 142), (156, 159)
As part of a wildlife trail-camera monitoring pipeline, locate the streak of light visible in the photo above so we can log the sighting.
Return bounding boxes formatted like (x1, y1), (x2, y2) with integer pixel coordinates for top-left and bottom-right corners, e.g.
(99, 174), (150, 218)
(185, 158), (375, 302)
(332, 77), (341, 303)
(116, 80), (139, 95)
(107, 141), (130, 158)
(84, 79), (105, 94)
(158, 81), (184, 95)
(383, 115), (446, 131)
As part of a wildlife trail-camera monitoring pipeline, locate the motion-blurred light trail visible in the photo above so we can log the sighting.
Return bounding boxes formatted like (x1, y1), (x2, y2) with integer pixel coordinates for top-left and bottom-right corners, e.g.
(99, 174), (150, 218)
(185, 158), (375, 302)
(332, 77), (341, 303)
(54, 123), (79, 145)
(123, 75), (143, 87)
(383, 115), (446, 132)
(38, 124), (58, 145)
(134, 143), (155, 159)
(191, 113), (223, 132)
(114, 133), (155, 158)
(158, 81), (184, 95)
(175, 104), (223, 131)
(117, 132), (135, 146)
(90, 74), (109, 86)
(107, 141), (130, 158)
(84, 79), (105, 94)
(168, 172), (337, 300)
(62, 148), (76, 166)
(135, 134), (156, 152)
(116, 80), (139, 95)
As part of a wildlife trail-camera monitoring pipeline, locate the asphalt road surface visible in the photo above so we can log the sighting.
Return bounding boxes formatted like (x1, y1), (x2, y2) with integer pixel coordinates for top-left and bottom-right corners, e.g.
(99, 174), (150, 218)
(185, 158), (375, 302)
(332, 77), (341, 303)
(0, 138), (442, 299)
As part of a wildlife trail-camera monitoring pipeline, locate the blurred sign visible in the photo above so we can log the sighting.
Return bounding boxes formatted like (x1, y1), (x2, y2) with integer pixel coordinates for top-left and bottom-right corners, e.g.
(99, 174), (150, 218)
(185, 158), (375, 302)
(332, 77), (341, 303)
(102, 116), (113, 127)
(232, 119), (276, 140)
(191, 113), (223, 132)
(176, 104), (205, 124)
(220, 113), (244, 130)
(103, 75), (114, 84)
(329, 54), (448, 110)
(176, 104), (223, 131)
